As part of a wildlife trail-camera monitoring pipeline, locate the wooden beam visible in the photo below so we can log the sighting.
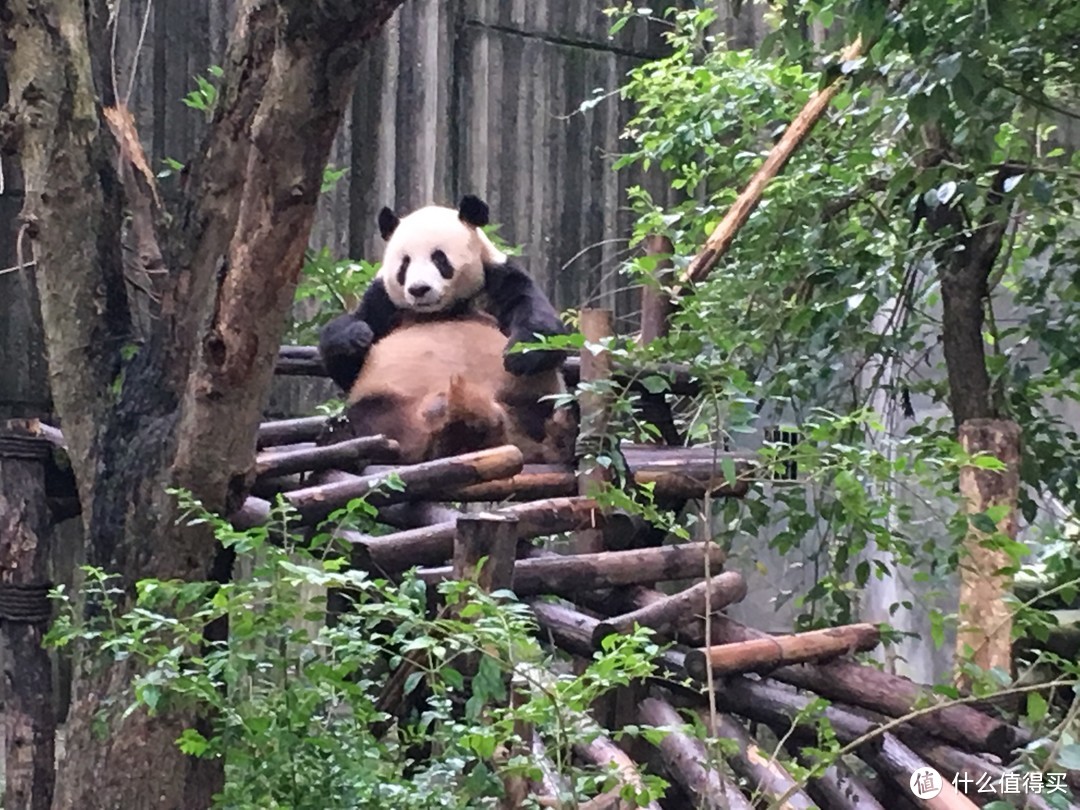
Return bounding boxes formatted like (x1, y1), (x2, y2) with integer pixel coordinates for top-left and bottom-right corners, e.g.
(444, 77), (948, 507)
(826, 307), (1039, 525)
(593, 571), (746, 647)
(233, 445), (525, 527)
(349, 497), (603, 573)
(254, 435), (399, 477)
(683, 622), (880, 680)
(256, 415), (329, 449)
(418, 541), (725, 598)
(701, 711), (816, 810)
(638, 697), (751, 810)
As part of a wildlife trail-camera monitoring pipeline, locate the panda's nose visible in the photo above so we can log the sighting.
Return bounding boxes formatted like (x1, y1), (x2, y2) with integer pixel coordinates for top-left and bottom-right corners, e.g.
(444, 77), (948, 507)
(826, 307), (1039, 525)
(408, 282), (432, 299)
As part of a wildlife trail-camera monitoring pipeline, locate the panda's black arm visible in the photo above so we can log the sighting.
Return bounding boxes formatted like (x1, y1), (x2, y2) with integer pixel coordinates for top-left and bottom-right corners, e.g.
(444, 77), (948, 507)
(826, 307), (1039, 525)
(317, 278), (399, 391)
(484, 262), (569, 376)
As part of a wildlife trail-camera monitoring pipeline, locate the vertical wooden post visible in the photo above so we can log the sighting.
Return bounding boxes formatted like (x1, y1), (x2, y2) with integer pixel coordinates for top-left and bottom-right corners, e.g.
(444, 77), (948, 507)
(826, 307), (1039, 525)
(452, 512), (519, 593)
(637, 235), (682, 446)
(955, 419), (1021, 688)
(0, 420), (56, 810)
(574, 308), (614, 554)
(638, 234), (674, 345)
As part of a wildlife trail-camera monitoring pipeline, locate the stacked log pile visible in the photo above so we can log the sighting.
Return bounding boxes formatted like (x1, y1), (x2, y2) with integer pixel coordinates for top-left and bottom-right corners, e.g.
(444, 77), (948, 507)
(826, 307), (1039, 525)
(15, 352), (1068, 807)
(238, 412), (1057, 810)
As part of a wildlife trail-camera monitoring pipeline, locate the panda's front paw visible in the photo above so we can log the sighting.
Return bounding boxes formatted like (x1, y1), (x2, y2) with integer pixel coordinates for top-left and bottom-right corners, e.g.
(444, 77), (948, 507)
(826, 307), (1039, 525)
(341, 320), (375, 352)
(503, 342), (566, 376)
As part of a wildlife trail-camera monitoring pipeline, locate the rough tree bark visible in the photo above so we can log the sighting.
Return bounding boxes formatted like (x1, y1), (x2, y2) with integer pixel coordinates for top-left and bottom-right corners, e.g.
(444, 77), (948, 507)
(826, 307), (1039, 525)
(1, 1), (405, 807)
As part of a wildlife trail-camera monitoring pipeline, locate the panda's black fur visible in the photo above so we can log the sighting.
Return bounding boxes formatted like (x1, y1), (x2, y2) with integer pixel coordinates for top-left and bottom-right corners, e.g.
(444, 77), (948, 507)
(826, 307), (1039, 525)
(318, 196), (567, 393)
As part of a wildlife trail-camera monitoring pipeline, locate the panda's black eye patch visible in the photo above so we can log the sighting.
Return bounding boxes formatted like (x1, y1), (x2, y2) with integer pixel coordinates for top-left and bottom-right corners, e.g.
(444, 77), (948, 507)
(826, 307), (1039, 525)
(431, 249), (454, 279)
(396, 256), (411, 287)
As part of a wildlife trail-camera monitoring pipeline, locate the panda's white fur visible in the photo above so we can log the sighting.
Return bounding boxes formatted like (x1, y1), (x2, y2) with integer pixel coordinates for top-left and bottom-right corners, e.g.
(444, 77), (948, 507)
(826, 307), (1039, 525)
(376, 204), (507, 312)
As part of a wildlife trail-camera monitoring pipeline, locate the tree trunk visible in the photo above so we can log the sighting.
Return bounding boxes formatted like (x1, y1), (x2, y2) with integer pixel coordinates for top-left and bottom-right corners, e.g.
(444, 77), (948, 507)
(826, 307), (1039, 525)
(1, 1), (405, 807)
(954, 419), (1021, 686)
(0, 422), (56, 810)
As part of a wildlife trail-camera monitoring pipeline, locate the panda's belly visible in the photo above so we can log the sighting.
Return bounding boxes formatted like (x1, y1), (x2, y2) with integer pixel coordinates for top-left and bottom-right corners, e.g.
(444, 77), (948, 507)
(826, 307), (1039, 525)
(351, 318), (507, 404)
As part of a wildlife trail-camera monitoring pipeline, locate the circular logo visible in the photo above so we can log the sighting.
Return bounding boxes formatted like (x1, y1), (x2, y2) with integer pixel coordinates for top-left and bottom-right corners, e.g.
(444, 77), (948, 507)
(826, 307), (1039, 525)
(910, 767), (943, 799)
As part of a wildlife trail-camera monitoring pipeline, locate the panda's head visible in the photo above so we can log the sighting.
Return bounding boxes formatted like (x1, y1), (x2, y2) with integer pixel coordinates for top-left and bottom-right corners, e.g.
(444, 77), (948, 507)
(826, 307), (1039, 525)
(376, 195), (507, 312)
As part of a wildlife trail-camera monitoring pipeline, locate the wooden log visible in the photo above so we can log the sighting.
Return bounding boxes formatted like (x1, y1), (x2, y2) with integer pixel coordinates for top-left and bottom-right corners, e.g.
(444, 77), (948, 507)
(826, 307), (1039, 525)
(417, 541), (726, 597)
(233, 445), (525, 527)
(256, 415), (328, 449)
(530, 732), (572, 804)
(785, 745), (886, 810)
(452, 513), (518, 593)
(377, 501), (465, 530)
(439, 467), (578, 502)
(714, 678), (980, 810)
(258, 441), (317, 455)
(274, 345), (703, 396)
(902, 732), (1056, 809)
(358, 456), (754, 501)
(254, 435), (399, 478)
(638, 697), (751, 810)
(702, 711), (816, 810)
(709, 615), (1028, 757)
(351, 497), (603, 573)
(529, 600), (600, 658)
(593, 571), (746, 647)
(955, 419), (1021, 688)
(0, 422), (56, 810)
(677, 33), (870, 291)
(575, 307), (615, 554)
(684, 622), (881, 680)
(574, 733), (663, 810)
(528, 599), (688, 679)
(286, 445), (523, 524)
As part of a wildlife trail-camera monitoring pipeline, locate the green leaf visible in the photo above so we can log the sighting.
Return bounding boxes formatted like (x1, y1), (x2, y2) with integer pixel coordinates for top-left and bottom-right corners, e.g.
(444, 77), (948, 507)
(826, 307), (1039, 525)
(640, 375), (670, 394)
(1026, 692), (1048, 724)
(721, 456), (738, 486)
(177, 728), (210, 757)
(404, 670), (424, 695)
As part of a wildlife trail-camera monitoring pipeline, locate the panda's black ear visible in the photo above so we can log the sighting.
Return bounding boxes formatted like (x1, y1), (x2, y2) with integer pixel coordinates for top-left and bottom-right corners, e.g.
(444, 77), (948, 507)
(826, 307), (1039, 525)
(458, 195), (490, 228)
(377, 207), (400, 241)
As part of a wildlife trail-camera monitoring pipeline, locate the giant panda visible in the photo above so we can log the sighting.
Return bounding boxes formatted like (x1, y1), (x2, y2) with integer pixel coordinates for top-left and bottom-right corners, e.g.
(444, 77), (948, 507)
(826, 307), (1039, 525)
(344, 313), (576, 464)
(318, 195), (568, 393)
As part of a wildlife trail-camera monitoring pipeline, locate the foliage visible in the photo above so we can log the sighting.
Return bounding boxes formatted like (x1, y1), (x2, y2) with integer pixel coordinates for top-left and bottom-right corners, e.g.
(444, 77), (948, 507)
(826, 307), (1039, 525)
(589, 0), (1080, 776)
(46, 493), (667, 810)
